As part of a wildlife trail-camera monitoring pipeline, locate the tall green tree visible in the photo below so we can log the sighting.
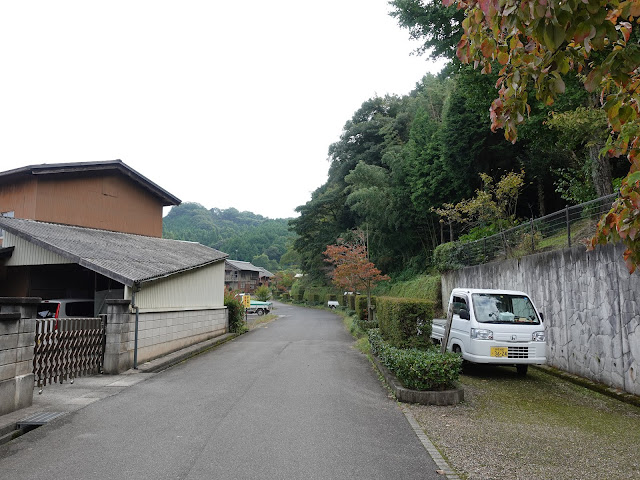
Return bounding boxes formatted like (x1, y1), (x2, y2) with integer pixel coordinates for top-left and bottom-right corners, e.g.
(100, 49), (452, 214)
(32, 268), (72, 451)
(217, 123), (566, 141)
(390, 0), (464, 59)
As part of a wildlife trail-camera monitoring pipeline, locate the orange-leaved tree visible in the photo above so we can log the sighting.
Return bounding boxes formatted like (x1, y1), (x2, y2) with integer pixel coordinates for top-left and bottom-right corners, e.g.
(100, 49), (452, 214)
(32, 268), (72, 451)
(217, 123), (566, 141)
(443, 0), (640, 272)
(324, 231), (389, 317)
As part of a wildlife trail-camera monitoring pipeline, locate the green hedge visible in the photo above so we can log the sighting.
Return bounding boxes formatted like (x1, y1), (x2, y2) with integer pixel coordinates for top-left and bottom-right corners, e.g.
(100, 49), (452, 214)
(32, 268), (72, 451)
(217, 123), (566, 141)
(376, 296), (434, 349)
(342, 293), (357, 310)
(356, 295), (377, 321)
(355, 295), (377, 330)
(368, 329), (461, 391)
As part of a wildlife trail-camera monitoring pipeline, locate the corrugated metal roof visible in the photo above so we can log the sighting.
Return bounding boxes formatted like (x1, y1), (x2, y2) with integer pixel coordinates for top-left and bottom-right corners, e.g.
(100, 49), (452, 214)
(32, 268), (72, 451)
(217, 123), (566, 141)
(0, 218), (227, 286)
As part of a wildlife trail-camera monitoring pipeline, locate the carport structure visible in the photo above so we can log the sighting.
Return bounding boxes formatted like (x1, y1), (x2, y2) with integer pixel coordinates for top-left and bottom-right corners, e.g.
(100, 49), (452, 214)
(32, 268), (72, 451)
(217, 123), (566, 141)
(0, 217), (229, 373)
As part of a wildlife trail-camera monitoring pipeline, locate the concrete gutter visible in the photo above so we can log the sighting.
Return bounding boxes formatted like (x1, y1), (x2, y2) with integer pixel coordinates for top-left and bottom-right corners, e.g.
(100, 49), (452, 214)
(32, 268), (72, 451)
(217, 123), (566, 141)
(534, 365), (640, 408)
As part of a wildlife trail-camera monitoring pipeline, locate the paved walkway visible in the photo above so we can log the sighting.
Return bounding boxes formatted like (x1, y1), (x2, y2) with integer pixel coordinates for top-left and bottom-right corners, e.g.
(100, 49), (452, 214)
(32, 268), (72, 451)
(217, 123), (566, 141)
(0, 303), (452, 479)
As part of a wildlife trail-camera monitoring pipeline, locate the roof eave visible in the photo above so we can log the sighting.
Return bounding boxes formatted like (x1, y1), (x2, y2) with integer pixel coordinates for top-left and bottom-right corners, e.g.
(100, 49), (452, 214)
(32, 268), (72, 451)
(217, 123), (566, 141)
(134, 256), (228, 286)
(0, 160), (181, 206)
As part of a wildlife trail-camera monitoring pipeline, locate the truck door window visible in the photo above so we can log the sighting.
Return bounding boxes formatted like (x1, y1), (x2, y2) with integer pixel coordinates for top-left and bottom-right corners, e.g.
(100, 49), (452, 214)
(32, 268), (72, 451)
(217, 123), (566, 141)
(452, 296), (469, 319)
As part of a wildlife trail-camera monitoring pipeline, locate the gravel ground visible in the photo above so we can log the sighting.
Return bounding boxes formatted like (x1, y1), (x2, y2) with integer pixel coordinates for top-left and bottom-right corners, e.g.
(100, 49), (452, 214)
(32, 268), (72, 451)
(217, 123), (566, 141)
(406, 364), (640, 480)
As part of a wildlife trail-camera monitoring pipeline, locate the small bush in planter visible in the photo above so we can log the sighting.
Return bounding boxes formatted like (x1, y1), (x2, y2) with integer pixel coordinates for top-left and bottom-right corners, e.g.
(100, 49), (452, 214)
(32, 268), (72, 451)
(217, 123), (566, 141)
(368, 329), (462, 391)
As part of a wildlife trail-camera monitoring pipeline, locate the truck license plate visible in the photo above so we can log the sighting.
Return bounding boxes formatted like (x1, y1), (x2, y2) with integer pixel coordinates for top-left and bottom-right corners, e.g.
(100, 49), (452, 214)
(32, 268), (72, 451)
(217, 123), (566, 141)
(490, 347), (508, 357)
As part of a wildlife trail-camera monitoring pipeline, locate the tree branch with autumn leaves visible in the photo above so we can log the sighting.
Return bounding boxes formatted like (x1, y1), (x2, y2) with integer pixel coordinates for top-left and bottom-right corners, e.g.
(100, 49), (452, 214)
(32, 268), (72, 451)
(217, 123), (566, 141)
(443, 0), (640, 272)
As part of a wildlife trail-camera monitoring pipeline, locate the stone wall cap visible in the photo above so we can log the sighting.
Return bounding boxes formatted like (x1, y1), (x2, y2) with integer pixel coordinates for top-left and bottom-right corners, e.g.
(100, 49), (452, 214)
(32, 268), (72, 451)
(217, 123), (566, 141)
(0, 297), (42, 305)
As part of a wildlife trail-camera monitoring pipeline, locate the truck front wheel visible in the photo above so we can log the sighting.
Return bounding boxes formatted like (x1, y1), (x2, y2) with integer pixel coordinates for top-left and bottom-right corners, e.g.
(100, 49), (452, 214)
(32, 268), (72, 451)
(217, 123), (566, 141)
(516, 365), (528, 376)
(256, 308), (265, 316)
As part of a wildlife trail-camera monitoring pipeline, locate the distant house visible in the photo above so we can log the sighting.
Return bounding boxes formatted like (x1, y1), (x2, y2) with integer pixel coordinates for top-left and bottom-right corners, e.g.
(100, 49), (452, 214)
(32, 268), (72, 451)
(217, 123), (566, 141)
(0, 160), (180, 240)
(257, 267), (274, 286)
(225, 260), (273, 293)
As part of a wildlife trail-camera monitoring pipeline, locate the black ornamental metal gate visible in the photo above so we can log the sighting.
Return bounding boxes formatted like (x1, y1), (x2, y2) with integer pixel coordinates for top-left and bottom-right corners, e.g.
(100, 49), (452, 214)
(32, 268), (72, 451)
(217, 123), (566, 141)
(33, 316), (106, 388)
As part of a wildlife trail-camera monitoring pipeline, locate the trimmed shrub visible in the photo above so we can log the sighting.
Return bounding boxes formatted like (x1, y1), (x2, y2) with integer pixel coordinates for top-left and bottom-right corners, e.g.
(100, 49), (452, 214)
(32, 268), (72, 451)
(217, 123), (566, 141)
(224, 292), (246, 333)
(368, 329), (461, 391)
(343, 293), (358, 310)
(355, 295), (377, 330)
(300, 285), (335, 305)
(377, 297), (434, 350)
(254, 285), (271, 301)
(432, 241), (465, 272)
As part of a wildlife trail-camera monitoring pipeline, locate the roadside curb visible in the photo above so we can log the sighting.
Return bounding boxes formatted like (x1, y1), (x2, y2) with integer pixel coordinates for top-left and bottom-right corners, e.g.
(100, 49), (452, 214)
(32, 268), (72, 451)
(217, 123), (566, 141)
(401, 406), (462, 480)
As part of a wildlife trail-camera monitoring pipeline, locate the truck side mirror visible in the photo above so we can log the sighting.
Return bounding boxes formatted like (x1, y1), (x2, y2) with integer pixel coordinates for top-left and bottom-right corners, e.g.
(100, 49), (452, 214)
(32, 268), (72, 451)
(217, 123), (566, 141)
(459, 308), (470, 320)
(540, 312), (544, 322)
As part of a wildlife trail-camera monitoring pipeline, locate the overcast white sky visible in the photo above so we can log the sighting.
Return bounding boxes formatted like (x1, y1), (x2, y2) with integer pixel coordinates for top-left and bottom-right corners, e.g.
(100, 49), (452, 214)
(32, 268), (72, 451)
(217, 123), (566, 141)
(1, 1), (445, 219)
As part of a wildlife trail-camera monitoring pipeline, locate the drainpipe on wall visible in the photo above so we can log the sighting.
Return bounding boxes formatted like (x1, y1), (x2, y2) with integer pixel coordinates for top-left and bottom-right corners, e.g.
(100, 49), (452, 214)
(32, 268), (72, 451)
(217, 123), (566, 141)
(131, 283), (140, 370)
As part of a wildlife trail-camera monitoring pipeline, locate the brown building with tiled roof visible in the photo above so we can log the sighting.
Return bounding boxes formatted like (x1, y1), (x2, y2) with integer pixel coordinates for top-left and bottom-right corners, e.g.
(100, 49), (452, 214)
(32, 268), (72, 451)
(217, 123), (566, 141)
(0, 160), (180, 238)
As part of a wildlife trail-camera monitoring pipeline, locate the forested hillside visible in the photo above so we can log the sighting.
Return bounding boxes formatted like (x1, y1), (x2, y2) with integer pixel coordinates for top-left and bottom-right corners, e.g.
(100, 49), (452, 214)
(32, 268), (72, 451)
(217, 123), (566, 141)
(163, 203), (298, 272)
(290, 1), (630, 281)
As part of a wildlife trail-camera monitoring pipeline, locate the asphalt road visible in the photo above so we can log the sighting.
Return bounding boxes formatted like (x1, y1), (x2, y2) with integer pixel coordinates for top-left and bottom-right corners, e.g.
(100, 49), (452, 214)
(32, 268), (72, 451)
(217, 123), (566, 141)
(0, 303), (442, 479)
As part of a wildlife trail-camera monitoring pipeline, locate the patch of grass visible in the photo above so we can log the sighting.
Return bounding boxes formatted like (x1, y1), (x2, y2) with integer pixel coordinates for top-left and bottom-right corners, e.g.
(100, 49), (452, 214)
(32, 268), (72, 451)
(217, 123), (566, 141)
(247, 313), (277, 330)
(354, 336), (370, 354)
(375, 274), (441, 303)
(408, 364), (640, 480)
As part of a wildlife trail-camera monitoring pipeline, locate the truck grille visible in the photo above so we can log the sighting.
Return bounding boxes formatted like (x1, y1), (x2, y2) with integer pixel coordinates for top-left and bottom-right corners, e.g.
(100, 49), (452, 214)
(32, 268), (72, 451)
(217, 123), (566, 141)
(507, 347), (530, 358)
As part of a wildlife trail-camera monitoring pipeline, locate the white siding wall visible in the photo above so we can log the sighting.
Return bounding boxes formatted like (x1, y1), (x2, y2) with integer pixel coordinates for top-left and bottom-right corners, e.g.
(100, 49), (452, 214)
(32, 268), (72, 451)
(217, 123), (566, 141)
(3, 232), (71, 266)
(132, 261), (225, 312)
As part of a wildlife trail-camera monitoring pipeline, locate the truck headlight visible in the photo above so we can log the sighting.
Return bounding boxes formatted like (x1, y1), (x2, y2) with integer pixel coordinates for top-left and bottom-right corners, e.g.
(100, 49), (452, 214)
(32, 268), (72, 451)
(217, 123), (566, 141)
(471, 328), (493, 340)
(532, 331), (545, 342)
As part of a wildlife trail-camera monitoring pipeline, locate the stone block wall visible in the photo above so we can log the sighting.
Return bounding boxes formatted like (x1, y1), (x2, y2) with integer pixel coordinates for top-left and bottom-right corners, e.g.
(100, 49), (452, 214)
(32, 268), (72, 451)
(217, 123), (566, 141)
(441, 242), (640, 395)
(0, 297), (39, 415)
(103, 299), (228, 373)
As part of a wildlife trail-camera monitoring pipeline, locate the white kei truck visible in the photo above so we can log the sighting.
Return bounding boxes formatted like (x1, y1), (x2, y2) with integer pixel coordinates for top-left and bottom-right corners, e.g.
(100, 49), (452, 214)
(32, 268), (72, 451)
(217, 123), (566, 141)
(431, 288), (546, 375)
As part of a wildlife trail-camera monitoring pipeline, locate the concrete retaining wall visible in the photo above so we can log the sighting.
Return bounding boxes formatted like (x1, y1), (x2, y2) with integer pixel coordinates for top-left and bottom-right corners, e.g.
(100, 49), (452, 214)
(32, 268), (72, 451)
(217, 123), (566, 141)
(441, 242), (640, 395)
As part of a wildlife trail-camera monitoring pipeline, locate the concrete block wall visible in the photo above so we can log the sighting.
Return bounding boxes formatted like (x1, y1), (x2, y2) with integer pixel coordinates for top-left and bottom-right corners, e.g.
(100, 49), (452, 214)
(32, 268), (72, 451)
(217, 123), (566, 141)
(0, 297), (39, 415)
(441, 242), (640, 395)
(135, 308), (227, 364)
(103, 299), (228, 373)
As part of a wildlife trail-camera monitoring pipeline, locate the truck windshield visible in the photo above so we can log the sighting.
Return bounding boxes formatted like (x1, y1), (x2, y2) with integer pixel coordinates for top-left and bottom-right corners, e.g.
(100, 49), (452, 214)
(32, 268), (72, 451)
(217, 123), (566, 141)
(471, 293), (540, 324)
